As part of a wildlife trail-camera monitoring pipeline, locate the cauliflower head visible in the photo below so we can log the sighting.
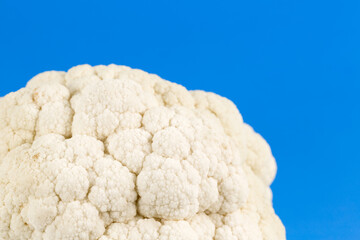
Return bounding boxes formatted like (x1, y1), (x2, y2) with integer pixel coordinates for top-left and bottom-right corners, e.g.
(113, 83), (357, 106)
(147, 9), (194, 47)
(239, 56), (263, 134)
(0, 64), (285, 240)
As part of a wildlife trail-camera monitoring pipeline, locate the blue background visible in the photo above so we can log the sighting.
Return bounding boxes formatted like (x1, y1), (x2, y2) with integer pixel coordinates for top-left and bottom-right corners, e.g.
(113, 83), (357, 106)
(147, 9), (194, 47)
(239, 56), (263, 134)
(1, 0), (359, 239)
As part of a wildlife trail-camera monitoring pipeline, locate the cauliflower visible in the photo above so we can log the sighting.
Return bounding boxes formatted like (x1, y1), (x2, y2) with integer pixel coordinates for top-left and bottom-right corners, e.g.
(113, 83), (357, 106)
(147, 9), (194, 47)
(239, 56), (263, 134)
(0, 64), (286, 240)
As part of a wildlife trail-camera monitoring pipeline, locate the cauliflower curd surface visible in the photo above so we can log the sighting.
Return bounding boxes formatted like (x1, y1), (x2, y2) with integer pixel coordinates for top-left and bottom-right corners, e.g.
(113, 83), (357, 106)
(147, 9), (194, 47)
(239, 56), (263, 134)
(0, 64), (285, 239)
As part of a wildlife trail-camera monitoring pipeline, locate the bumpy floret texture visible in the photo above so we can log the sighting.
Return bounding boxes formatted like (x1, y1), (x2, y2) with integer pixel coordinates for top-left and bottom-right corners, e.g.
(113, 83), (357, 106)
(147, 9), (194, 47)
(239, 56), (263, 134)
(0, 64), (285, 239)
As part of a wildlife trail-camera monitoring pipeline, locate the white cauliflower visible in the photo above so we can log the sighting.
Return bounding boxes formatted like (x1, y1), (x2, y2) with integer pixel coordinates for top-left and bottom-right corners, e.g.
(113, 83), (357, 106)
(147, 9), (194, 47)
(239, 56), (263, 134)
(0, 64), (286, 239)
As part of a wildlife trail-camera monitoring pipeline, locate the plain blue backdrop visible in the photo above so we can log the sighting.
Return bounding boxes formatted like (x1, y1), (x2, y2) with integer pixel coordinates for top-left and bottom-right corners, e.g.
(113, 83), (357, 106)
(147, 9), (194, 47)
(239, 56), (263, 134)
(1, 0), (359, 239)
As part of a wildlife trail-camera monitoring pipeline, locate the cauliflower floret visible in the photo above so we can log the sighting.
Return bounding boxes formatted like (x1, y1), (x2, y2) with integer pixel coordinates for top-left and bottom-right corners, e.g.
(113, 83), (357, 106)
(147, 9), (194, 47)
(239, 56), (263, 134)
(0, 64), (285, 239)
(100, 218), (161, 240)
(106, 129), (152, 174)
(137, 154), (201, 220)
(88, 156), (137, 222)
(55, 165), (89, 202)
(152, 127), (191, 160)
(43, 201), (105, 240)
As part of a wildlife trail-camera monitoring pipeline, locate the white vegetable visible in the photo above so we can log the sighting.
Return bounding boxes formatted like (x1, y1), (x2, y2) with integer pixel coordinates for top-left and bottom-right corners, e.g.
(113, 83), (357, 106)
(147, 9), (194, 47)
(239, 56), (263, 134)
(0, 64), (285, 239)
